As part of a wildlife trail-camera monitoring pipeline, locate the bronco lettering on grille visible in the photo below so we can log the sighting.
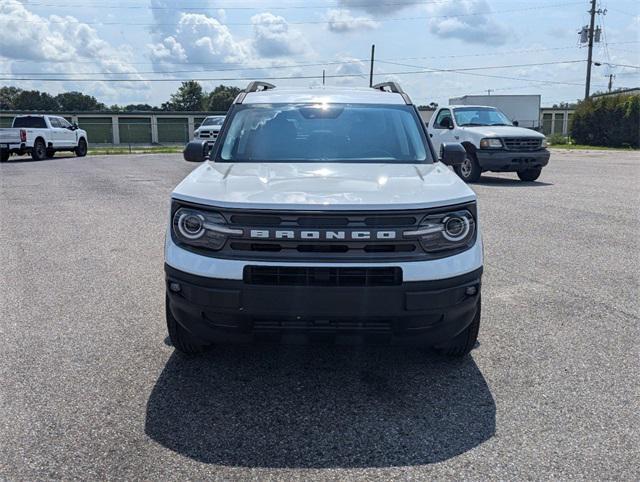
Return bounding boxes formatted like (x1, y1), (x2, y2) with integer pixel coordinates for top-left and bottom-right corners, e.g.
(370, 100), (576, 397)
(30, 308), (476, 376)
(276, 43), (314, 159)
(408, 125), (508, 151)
(248, 229), (398, 241)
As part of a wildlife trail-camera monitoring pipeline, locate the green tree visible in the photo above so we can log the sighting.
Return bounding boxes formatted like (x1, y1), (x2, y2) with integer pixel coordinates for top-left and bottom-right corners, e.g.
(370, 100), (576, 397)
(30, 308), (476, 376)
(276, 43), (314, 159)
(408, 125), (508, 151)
(206, 85), (242, 112)
(55, 91), (106, 111)
(571, 94), (640, 148)
(13, 90), (59, 111)
(0, 86), (22, 110)
(166, 81), (205, 111)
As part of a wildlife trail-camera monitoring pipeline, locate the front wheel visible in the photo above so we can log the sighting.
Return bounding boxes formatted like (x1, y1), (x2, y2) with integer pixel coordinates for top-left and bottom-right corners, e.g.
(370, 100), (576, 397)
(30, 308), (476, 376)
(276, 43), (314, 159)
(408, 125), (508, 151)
(435, 298), (481, 357)
(454, 152), (482, 183)
(517, 167), (542, 182)
(75, 138), (87, 157)
(31, 139), (47, 161)
(166, 297), (206, 355)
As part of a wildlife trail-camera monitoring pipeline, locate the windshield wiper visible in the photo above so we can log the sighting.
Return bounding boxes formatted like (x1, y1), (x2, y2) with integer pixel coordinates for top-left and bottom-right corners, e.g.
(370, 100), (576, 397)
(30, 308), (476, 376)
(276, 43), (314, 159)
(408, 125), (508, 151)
(459, 123), (486, 127)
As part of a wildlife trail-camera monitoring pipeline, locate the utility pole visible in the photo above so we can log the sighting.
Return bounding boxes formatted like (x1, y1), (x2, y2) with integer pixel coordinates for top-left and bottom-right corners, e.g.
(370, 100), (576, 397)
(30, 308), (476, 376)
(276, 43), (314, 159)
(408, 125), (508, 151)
(322, 69), (325, 86)
(487, 89), (493, 96)
(584, 0), (597, 100)
(369, 44), (375, 87)
(607, 73), (614, 92)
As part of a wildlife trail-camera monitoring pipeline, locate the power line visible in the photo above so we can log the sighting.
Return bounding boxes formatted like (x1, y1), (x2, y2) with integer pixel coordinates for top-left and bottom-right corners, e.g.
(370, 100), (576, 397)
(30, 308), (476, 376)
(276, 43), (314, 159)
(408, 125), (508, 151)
(5, 59), (586, 77)
(13, 2), (586, 26)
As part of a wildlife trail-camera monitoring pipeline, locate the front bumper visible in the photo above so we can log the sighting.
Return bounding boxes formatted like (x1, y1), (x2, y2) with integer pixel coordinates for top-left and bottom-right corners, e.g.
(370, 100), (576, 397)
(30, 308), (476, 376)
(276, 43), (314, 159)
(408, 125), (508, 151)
(165, 264), (482, 345)
(476, 148), (550, 172)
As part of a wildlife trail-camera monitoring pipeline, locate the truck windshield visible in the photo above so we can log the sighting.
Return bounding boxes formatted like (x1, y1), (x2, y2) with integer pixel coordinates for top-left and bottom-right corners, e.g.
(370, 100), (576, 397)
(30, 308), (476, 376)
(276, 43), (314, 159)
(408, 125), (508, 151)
(453, 107), (512, 127)
(201, 117), (225, 127)
(13, 116), (47, 128)
(217, 103), (431, 163)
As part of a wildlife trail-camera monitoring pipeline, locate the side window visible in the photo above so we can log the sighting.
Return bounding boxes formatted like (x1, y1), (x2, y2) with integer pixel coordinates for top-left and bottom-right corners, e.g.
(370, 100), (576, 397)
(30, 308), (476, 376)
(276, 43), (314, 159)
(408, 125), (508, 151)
(58, 118), (71, 128)
(49, 117), (61, 128)
(434, 109), (452, 129)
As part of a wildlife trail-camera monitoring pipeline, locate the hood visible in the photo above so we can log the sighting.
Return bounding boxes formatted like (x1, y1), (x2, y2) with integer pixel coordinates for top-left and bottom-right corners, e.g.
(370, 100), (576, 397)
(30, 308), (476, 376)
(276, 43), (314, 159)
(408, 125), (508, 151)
(461, 125), (545, 138)
(195, 125), (222, 132)
(172, 162), (476, 211)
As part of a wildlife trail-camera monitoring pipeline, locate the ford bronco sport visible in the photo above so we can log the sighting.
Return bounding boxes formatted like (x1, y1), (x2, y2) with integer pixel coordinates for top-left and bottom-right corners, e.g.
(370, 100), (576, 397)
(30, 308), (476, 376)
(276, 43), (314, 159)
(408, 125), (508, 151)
(165, 81), (483, 357)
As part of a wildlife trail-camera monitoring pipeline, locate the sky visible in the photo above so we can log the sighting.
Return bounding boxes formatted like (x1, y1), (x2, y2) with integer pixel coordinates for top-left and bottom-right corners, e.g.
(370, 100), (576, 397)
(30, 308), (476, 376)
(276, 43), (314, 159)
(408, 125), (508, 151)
(0, 0), (638, 108)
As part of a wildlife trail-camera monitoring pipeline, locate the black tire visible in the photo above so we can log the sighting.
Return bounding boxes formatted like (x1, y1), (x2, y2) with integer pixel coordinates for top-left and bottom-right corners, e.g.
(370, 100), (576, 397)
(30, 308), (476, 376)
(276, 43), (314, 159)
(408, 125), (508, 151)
(517, 167), (542, 182)
(0, 149), (9, 162)
(166, 296), (206, 355)
(436, 298), (481, 357)
(31, 139), (46, 161)
(454, 152), (482, 183)
(75, 138), (87, 157)
(46, 148), (55, 159)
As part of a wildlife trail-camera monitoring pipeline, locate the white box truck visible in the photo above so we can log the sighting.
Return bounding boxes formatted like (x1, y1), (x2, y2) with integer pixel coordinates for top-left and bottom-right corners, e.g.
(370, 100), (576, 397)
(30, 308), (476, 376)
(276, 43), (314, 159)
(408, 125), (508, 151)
(448, 95), (541, 129)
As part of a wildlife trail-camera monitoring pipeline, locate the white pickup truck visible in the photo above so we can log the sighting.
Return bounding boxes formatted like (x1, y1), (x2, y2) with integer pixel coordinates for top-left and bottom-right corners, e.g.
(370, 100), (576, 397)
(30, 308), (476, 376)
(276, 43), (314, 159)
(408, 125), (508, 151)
(0, 115), (88, 162)
(427, 105), (550, 182)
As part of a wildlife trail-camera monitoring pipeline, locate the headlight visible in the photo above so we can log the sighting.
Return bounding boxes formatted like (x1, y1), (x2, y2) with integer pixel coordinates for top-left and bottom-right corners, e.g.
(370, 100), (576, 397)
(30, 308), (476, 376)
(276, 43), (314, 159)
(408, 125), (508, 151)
(172, 206), (242, 251)
(541, 138), (548, 148)
(479, 138), (503, 149)
(405, 210), (476, 252)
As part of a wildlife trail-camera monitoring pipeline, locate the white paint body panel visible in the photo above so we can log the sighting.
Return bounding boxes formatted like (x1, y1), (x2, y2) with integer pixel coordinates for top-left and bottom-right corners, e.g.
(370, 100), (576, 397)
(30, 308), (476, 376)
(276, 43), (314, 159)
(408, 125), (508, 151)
(165, 232), (483, 282)
(172, 162), (476, 211)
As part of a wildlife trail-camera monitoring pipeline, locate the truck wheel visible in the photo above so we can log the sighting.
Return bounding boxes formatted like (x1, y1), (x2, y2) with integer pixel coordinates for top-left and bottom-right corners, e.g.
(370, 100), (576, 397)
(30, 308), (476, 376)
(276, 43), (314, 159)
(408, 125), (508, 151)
(455, 153), (482, 183)
(436, 298), (481, 357)
(46, 148), (55, 159)
(31, 139), (47, 161)
(517, 167), (542, 182)
(0, 149), (9, 162)
(166, 297), (206, 355)
(75, 138), (87, 157)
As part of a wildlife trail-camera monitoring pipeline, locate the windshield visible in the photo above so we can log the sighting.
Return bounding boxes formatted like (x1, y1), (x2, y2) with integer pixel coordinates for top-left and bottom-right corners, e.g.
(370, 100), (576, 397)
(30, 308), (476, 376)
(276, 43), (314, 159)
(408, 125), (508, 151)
(13, 116), (47, 128)
(201, 117), (225, 127)
(217, 103), (431, 163)
(453, 107), (512, 127)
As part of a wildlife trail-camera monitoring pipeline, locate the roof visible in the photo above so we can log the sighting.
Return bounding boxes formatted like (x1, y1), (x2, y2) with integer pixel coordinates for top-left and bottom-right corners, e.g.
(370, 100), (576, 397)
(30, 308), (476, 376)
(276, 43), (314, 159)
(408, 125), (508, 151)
(242, 87), (408, 105)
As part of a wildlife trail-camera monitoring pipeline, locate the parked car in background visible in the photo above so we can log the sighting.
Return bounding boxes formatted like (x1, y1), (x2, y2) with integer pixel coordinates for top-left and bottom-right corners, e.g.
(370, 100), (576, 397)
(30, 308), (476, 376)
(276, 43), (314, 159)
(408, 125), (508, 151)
(194, 115), (225, 142)
(427, 105), (549, 182)
(0, 115), (88, 162)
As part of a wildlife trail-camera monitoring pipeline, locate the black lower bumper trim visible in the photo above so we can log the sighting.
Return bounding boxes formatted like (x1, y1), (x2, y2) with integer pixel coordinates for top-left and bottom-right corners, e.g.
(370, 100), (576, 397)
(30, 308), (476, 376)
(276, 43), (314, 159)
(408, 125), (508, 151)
(165, 264), (482, 345)
(476, 149), (550, 172)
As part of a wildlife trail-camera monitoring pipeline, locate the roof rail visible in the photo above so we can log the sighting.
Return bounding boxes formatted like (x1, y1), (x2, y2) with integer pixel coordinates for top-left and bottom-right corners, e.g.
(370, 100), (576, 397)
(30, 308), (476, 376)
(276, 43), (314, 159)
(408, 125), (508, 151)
(235, 81), (276, 103)
(371, 81), (413, 105)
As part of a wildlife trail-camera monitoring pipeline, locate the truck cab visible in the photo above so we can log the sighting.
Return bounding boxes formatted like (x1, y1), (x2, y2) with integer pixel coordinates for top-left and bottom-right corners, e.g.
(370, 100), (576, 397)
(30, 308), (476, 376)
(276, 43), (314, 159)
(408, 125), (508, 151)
(428, 105), (550, 182)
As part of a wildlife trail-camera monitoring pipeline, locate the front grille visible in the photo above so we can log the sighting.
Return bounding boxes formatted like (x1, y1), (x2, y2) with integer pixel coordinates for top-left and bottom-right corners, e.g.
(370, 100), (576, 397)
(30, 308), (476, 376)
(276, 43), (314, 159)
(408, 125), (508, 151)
(252, 318), (392, 333)
(198, 131), (218, 140)
(503, 137), (542, 151)
(244, 266), (402, 286)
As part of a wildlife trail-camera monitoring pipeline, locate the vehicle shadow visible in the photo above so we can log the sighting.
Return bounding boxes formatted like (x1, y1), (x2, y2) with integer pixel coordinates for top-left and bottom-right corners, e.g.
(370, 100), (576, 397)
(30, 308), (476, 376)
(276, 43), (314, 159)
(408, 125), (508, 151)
(3, 155), (77, 164)
(475, 175), (553, 187)
(145, 345), (495, 468)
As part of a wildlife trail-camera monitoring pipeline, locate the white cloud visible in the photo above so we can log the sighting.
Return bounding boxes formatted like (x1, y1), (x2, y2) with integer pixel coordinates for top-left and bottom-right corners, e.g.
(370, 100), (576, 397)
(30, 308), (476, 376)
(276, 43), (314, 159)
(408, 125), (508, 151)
(332, 56), (368, 85)
(149, 13), (251, 69)
(250, 13), (309, 58)
(337, 0), (421, 16)
(426, 0), (509, 46)
(0, 0), (148, 101)
(326, 9), (380, 33)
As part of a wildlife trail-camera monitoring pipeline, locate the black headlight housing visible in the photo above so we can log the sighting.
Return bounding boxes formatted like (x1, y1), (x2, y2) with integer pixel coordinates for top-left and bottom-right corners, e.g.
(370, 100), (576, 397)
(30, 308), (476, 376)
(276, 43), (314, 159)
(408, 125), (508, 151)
(404, 203), (477, 254)
(171, 200), (242, 251)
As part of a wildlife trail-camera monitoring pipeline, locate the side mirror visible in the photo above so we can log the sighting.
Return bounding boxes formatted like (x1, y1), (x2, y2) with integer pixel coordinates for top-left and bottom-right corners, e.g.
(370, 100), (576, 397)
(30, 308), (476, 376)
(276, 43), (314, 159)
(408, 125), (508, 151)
(440, 143), (466, 166)
(183, 140), (212, 162)
(512, 120), (519, 127)
(440, 117), (453, 129)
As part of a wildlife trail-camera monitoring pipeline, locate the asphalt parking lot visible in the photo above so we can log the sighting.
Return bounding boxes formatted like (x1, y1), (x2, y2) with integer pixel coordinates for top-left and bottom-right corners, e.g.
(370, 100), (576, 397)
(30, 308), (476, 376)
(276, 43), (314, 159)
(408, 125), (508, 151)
(1, 149), (638, 480)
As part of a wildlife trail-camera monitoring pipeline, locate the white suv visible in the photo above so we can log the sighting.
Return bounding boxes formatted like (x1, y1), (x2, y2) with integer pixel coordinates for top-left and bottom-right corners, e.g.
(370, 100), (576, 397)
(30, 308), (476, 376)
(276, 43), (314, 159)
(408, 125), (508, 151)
(166, 82), (483, 357)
